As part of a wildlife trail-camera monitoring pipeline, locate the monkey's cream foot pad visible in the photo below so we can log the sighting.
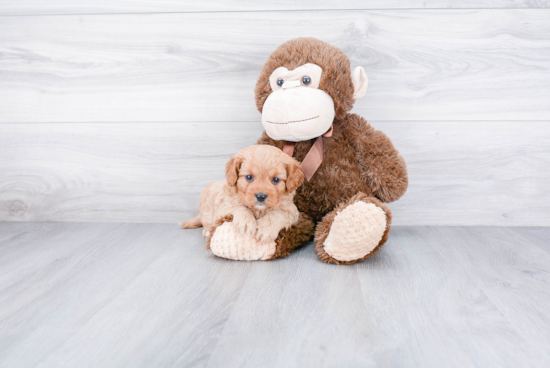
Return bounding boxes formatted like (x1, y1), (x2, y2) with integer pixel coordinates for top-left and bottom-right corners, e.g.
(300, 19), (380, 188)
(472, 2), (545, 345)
(210, 222), (276, 261)
(323, 201), (387, 262)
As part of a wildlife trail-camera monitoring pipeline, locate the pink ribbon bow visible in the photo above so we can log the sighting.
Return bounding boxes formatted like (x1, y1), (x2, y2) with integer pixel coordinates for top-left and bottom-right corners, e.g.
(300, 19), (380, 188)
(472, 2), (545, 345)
(282, 125), (333, 181)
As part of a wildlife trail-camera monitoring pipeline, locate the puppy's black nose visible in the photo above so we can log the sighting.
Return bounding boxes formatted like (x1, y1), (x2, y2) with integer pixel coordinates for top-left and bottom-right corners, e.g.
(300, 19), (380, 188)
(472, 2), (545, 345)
(256, 193), (268, 202)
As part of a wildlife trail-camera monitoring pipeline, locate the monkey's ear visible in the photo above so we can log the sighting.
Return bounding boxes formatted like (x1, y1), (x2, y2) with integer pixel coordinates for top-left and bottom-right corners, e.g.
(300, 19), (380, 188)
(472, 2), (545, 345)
(225, 155), (243, 187)
(352, 66), (368, 99)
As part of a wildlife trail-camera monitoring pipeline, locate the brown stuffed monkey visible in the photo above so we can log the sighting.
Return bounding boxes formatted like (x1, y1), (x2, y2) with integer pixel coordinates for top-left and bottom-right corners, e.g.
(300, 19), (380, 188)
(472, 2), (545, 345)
(209, 38), (408, 264)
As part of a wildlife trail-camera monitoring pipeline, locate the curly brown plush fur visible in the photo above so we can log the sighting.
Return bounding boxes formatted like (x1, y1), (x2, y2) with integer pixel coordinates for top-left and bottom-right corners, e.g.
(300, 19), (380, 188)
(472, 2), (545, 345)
(255, 38), (408, 264)
(258, 114), (407, 221)
(268, 212), (315, 260)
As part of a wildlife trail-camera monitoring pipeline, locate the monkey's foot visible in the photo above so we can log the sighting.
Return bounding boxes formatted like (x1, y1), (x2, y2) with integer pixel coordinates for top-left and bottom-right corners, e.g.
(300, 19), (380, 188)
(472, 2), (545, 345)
(209, 222), (276, 261)
(206, 212), (314, 261)
(315, 193), (392, 265)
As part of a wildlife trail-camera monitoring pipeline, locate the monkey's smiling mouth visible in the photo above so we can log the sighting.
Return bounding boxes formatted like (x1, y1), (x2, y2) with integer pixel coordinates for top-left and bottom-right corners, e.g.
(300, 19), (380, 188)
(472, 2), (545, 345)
(265, 116), (319, 125)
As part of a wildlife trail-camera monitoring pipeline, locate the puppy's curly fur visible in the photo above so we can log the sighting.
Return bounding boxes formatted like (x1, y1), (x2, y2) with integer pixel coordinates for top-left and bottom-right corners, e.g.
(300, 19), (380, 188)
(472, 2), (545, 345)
(181, 145), (304, 244)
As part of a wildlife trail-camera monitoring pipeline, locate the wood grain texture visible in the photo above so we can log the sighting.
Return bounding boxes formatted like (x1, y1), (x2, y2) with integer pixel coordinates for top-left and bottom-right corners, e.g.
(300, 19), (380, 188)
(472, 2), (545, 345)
(1, 224), (550, 367)
(509, 227), (550, 254)
(1, 10), (549, 123)
(0, 120), (548, 226)
(354, 228), (535, 368)
(211, 227), (549, 367)
(0, 0), (548, 16)
(0, 223), (252, 367)
(207, 244), (378, 367)
(356, 226), (550, 367)
(425, 227), (550, 361)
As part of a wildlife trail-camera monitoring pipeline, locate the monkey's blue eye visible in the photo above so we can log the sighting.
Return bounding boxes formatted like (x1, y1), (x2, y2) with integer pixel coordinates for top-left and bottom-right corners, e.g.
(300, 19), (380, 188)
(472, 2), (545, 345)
(302, 75), (311, 85)
(277, 78), (284, 87)
(245, 175), (253, 182)
(272, 177), (280, 184)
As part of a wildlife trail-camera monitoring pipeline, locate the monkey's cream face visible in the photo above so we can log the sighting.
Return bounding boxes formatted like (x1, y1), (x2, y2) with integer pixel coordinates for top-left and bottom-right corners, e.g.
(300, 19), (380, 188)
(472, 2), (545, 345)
(261, 62), (369, 142)
(261, 63), (335, 142)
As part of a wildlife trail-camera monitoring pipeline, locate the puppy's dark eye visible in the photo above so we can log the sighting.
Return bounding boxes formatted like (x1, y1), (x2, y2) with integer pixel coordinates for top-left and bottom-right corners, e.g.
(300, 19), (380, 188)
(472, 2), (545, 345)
(277, 78), (284, 87)
(272, 177), (280, 184)
(245, 175), (253, 182)
(302, 75), (311, 85)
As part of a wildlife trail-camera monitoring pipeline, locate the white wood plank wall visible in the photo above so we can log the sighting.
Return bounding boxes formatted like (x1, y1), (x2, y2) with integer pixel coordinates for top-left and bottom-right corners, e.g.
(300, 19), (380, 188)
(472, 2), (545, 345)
(0, 2), (549, 225)
(0, 1), (549, 15)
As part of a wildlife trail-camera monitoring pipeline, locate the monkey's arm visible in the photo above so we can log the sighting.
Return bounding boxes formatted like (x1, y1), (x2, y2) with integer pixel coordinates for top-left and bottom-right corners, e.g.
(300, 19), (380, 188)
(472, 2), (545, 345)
(348, 114), (408, 203)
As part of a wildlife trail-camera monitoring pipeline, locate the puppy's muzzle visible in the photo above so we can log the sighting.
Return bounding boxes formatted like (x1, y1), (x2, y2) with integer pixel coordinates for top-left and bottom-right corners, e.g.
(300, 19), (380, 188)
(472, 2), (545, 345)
(255, 193), (268, 203)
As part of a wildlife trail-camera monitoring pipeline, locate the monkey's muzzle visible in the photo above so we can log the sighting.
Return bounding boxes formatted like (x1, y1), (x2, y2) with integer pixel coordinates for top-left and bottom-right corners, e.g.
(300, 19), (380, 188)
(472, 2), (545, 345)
(261, 87), (335, 142)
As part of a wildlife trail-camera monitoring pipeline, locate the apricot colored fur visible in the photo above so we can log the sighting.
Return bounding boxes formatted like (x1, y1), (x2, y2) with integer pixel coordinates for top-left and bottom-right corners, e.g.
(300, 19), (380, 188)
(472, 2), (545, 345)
(181, 145), (304, 245)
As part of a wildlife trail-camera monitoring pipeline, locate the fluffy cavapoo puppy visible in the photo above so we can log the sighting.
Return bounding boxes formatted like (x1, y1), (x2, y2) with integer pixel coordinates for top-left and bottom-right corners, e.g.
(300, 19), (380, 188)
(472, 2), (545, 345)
(181, 145), (304, 243)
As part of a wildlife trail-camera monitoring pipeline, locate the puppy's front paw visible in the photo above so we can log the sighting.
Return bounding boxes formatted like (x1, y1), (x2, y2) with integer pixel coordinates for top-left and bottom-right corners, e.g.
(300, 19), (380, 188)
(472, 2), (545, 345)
(255, 222), (281, 243)
(233, 215), (257, 238)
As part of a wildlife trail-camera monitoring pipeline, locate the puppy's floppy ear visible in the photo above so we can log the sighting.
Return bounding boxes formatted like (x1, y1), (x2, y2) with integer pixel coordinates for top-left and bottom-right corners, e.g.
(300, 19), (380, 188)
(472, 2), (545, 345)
(285, 157), (304, 193)
(225, 155), (243, 187)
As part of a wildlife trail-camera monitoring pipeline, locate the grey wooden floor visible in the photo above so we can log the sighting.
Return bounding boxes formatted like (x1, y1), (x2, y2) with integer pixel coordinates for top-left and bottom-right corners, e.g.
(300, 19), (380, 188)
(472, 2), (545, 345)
(0, 223), (549, 367)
